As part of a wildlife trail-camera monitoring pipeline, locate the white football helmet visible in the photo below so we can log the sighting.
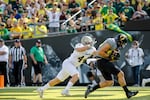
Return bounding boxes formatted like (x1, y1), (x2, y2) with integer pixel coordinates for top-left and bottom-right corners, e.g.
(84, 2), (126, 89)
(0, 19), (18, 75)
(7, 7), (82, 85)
(81, 36), (96, 46)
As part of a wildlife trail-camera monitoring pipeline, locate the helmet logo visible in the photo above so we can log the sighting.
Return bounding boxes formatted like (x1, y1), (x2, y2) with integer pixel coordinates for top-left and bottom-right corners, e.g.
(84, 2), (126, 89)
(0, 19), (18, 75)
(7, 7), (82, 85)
(117, 34), (127, 48)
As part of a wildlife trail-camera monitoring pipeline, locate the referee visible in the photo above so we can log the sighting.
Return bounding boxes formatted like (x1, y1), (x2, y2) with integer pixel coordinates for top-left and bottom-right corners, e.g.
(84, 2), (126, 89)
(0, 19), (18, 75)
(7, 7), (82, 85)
(9, 39), (27, 86)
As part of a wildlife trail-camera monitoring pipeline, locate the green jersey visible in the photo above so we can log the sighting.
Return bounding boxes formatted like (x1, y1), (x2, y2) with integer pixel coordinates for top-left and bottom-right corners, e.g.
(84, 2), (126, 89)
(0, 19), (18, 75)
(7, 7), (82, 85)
(30, 46), (45, 62)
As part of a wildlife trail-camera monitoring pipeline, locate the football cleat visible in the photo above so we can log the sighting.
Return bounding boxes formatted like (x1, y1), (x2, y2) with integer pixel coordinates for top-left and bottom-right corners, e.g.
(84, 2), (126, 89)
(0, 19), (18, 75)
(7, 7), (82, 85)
(61, 89), (70, 96)
(126, 91), (139, 99)
(85, 85), (94, 98)
(37, 88), (44, 98)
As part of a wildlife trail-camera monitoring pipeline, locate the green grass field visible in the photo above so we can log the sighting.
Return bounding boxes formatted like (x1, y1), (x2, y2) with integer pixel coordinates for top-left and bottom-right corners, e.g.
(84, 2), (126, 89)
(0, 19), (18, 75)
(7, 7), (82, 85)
(0, 86), (150, 100)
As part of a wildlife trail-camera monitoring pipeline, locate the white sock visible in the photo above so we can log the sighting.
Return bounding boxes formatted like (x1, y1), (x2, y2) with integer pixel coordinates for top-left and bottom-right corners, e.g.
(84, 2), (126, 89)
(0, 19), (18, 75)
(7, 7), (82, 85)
(92, 80), (97, 87)
(92, 80), (97, 85)
(41, 83), (50, 91)
(64, 81), (73, 91)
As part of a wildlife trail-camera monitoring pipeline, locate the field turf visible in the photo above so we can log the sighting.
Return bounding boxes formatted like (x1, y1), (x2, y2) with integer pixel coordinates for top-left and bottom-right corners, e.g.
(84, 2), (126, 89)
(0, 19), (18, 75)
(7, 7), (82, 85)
(0, 86), (150, 100)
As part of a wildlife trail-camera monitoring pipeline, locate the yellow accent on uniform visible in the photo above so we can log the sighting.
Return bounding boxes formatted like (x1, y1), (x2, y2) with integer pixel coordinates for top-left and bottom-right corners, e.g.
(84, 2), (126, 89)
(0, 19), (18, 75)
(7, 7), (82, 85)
(107, 49), (113, 56)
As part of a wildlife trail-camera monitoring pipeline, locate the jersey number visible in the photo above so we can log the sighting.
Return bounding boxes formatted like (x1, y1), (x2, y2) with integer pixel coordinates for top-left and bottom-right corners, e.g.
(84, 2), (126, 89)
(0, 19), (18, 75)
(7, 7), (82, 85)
(78, 56), (84, 63)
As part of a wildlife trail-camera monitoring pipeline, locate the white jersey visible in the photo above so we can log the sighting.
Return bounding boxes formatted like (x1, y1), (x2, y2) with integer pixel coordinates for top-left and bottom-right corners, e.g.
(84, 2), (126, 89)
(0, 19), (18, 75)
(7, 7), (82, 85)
(68, 43), (96, 67)
(0, 45), (9, 62)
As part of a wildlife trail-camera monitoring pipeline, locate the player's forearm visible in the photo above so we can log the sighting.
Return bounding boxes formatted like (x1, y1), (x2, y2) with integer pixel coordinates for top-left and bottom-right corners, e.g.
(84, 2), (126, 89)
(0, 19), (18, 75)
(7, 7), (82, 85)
(97, 51), (109, 58)
(76, 45), (91, 52)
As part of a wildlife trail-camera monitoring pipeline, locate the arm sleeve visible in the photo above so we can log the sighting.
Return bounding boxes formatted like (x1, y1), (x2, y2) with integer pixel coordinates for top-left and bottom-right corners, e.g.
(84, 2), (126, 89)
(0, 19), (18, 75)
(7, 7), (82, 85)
(30, 47), (34, 55)
(74, 43), (84, 49)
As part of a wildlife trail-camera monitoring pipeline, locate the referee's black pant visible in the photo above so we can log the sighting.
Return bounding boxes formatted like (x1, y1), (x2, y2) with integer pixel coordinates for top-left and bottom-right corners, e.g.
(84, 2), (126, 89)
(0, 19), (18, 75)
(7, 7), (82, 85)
(0, 61), (8, 86)
(13, 60), (23, 86)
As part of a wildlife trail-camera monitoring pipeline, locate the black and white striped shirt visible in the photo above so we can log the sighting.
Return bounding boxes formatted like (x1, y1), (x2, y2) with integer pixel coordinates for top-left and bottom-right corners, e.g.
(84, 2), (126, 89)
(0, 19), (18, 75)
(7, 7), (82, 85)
(9, 46), (26, 62)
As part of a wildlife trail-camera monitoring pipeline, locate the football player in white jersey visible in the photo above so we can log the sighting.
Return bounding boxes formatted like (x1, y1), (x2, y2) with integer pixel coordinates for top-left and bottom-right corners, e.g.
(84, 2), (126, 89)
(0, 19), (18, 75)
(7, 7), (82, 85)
(37, 36), (97, 98)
